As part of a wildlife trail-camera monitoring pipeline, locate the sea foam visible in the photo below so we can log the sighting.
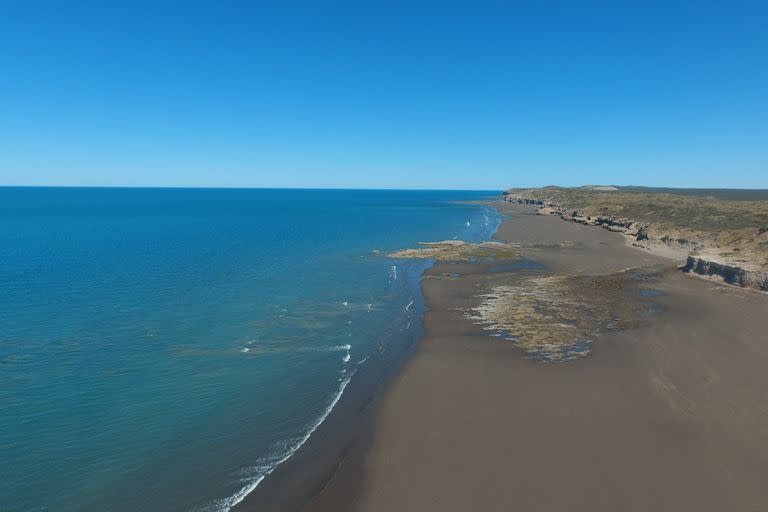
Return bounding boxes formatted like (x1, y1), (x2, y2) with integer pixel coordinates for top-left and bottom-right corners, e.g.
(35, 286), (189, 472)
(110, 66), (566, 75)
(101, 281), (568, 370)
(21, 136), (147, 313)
(207, 370), (357, 512)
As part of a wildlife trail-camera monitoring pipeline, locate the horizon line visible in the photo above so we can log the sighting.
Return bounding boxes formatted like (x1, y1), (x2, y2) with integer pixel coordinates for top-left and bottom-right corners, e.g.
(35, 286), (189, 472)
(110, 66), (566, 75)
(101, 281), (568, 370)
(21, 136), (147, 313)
(2, 184), (768, 192)
(0, 184), (506, 192)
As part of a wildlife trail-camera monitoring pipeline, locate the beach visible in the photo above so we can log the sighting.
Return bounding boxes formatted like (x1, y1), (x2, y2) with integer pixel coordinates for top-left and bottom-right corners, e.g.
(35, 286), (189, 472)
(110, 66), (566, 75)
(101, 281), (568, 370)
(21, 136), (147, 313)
(291, 202), (768, 512)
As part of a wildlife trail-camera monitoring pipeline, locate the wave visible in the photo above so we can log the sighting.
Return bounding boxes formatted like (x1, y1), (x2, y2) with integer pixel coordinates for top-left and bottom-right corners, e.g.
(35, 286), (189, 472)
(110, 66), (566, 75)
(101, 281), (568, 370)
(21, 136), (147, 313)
(203, 206), (502, 512)
(205, 369), (357, 512)
(237, 344), (351, 356)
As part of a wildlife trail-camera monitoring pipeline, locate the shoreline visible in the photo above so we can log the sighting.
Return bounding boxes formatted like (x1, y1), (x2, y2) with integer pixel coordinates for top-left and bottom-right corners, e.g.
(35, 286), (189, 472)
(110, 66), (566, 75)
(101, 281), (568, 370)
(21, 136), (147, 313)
(234, 202), (504, 512)
(232, 260), (430, 512)
(299, 201), (768, 511)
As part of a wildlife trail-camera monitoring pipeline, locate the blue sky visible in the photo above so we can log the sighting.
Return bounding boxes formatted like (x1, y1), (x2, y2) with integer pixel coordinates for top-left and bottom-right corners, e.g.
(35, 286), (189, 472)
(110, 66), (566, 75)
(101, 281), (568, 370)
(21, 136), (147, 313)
(1, 1), (766, 189)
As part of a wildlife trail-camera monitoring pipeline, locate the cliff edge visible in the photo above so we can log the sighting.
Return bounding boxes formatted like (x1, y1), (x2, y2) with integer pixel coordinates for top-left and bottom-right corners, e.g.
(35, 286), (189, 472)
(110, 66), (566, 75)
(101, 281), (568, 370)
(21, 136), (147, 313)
(503, 186), (768, 292)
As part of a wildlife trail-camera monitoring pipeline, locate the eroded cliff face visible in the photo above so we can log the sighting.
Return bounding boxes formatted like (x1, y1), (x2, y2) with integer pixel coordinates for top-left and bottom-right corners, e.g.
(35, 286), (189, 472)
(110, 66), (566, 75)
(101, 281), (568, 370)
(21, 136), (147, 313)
(505, 194), (654, 245)
(503, 192), (768, 292)
(681, 256), (768, 291)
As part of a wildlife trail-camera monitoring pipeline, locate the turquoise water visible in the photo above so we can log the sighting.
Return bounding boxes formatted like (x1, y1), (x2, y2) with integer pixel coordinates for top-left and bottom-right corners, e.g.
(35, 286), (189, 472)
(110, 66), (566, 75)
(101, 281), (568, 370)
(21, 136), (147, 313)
(0, 188), (501, 512)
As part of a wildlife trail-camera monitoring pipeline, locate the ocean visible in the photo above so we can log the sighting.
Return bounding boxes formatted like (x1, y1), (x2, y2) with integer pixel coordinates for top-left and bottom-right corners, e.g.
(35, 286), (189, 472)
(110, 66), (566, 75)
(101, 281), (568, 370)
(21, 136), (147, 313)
(0, 187), (502, 512)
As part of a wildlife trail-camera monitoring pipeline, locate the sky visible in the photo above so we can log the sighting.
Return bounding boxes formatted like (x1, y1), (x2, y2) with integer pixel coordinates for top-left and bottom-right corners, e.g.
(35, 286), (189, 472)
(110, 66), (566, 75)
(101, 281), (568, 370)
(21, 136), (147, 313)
(1, 1), (766, 190)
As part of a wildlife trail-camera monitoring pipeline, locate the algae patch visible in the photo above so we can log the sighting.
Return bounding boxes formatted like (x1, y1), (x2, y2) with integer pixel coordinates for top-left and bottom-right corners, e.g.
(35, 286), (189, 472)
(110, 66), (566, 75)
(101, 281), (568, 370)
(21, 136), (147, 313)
(468, 268), (662, 362)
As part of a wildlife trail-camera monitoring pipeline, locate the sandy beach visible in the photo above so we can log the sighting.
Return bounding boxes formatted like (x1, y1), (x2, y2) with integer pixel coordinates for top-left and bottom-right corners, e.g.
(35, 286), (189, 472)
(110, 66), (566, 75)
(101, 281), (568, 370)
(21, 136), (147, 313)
(294, 203), (768, 512)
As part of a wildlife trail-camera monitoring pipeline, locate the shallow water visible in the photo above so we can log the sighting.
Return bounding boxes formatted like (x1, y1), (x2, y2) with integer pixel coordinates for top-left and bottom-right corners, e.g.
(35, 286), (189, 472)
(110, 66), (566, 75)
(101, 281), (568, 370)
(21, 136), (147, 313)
(0, 187), (501, 512)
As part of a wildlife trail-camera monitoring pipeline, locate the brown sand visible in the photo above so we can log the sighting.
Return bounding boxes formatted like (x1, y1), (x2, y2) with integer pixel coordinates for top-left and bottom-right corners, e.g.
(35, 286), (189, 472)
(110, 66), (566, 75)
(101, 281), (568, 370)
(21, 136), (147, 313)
(298, 204), (768, 512)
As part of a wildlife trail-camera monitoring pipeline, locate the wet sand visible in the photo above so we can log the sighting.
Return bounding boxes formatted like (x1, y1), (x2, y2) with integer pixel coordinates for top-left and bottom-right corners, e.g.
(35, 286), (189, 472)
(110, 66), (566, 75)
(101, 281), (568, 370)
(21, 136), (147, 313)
(300, 204), (768, 512)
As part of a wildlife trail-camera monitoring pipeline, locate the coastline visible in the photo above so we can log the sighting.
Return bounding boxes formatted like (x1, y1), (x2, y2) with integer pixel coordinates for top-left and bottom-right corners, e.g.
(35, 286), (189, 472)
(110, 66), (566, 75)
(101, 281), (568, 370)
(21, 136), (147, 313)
(231, 260), (431, 512)
(502, 192), (768, 292)
(233, 201), (503, 512)
(298, 202), (768, 511)
(0, 188), (503, 512)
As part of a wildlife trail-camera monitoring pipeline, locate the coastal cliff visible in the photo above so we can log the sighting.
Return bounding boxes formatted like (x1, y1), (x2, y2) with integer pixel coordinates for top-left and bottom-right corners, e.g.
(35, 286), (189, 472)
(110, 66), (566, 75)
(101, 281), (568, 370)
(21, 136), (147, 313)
(503, 187), (768, 292)
(680, 256), (768, 291)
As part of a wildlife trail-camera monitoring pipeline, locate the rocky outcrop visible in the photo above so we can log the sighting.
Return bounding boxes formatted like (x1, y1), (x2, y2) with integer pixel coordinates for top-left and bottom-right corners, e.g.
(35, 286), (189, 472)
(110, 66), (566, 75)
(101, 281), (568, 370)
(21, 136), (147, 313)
(387, 240), (519, 261)
(504, 196), (550, 207)
(680, 256), (768, 291)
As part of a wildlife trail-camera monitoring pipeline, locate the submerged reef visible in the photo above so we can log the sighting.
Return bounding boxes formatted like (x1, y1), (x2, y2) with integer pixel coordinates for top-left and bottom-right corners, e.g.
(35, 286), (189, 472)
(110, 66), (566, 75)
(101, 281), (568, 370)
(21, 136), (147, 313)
(468, 268), (663, 362)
